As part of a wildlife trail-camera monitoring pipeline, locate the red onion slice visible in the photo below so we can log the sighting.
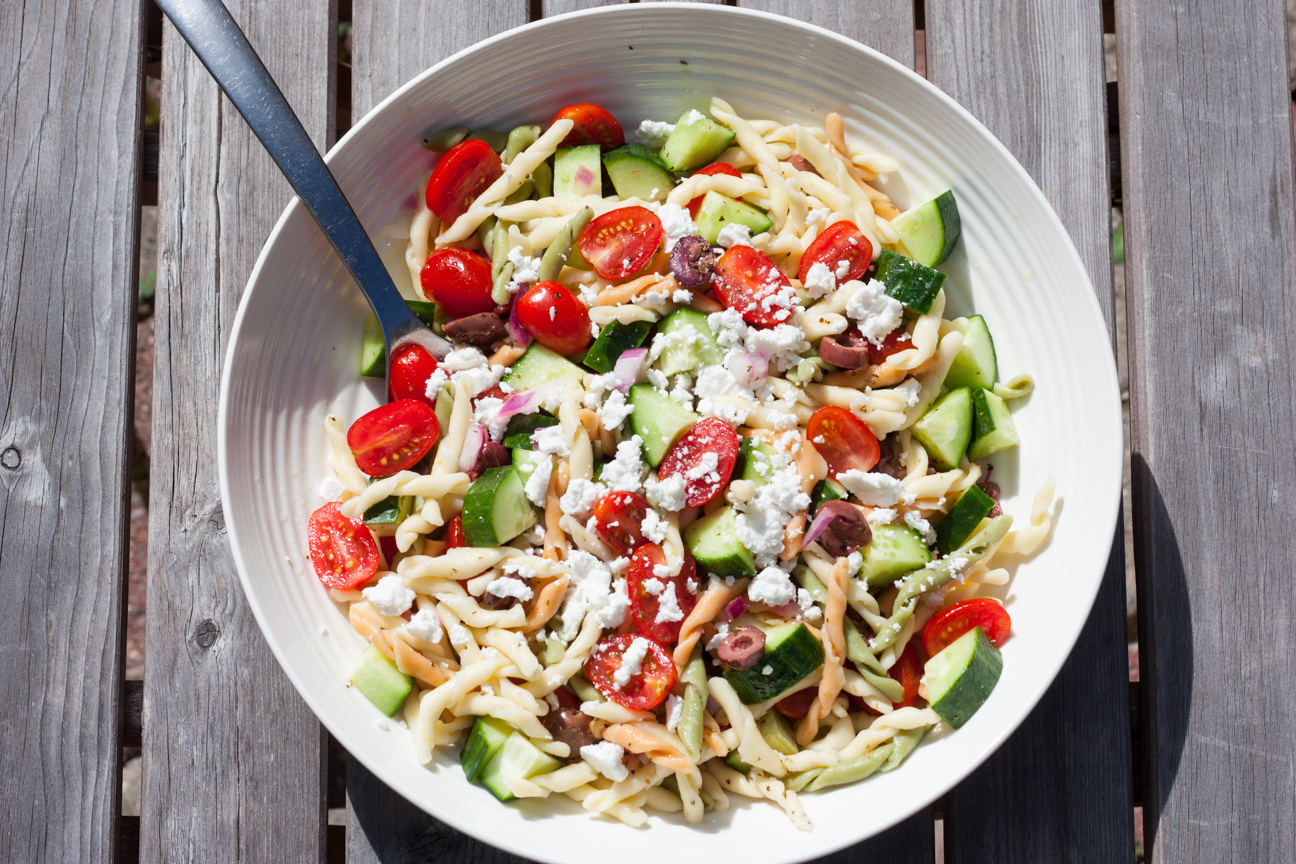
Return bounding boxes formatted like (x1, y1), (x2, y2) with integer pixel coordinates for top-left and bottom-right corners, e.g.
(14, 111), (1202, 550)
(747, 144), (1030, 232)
(726, 350), (769, 387)
(724, 597), (748, 620)
(772, 601), (802, 619)
(803, 505), (835, 548)
(506, 299), (533, 348)
(458, 422), (485, 474)
(498, 388), (542, 418)
(611, 348), (649, 392)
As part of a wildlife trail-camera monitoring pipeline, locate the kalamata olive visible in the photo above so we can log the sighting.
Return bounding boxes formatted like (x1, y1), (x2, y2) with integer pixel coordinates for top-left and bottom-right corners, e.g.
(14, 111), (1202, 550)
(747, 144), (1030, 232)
(477, 590), (518, 611)
(818, 328), (871, 369)
(788, 153), (821, 177)
(669, 235), (719, 289)
(977, 467), (1002, 518)
(543, 708), (597, 756)
(469, 441), (510, 480)
(717, 625), (766, 670)
(873, 437), (907, 479)
(443, 312), (507, 347)
(814, 500), (872, 558)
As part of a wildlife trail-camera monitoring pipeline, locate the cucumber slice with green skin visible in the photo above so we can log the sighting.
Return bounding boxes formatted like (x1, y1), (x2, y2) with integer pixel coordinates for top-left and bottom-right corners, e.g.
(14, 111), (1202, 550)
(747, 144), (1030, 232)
(944, 314), (998, 390)
(723, 621), (825, 704)
(363, 493), (415, 527)
(876, 249), (946, 314)
(892, 190), (962, 266)
(434, 381), (454, 432)
(359, 300), (440, 378)
(553, 145), (602, 199)
(350, 646), (413, 717)
(757, 710), (798, 756)
(912, 387), (975, 471)
(857, 524), (932, 588)
(480, 732), (562, 802)
(604, 144), (673, 203)
(461, 716), (514, 784)
(461, 466), (539, 547)
(653, 308), (725, 376)
(568, 671), (603, 704)
(628, 383), (700, 466)
(924, 626), (1003, 729)
(725, 750), (752, 774)
(683, 506), (756, 578)
(502, 342), (585, 391)
(502, 413), (558, 449)
(582, 319), (653, 373)
(809, 478), (847, 516)
(934, 485), (997, 555)
(660, 110), (736, 172)
(968, 388), (1020, 461)
(737, 438), (778, 488)
(693, 191), (773, 245)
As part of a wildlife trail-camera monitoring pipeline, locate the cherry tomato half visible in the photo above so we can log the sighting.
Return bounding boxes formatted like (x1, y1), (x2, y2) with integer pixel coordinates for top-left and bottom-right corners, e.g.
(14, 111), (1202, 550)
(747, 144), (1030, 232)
(627, 544), (698, 644)
(867, 330), (915, 367)
(553, 103), (625, 149)
(516, 280), (592, 355)
(347, 399), (441, 478)
(591, 491), (652, 556)
(425, 138), (503, 225)
(308, 502), (380, 590)
(923, 599), (1012, 657)
(585, 633), (677, 710)
(712, 245), (798, 326)
(774, 686), (819, 719)
(798, 220), (873, 286)
(388, 344), (439, 407)
(421, 247), (495, 318)
(445, 513), (466, 549)
(806, 405), (880, 477)
(687, 162), (743, 217)
(578, 206), (665, 280)
(657, 418), (740, 507)
(890, 641), (925, 709)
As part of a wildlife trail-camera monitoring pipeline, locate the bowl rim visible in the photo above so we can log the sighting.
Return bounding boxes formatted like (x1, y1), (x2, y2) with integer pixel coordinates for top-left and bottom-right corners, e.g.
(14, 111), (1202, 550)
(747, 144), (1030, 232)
(218, 3), (1123, 859)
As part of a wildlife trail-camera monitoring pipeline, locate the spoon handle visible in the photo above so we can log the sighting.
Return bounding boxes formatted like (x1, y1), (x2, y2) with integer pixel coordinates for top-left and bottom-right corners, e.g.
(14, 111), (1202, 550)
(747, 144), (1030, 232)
(155, 0), (452, 362)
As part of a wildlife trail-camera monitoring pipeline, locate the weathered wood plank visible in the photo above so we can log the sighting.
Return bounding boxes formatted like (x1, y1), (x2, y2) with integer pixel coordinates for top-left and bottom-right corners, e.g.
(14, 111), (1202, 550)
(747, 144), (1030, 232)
(541, 0), (627, 17)
(736, 0), (915, 71)
(922, 1), (1134, 860)
(0, 0), (142, 860)
(140, 0), (335, 859)
(1116, 0), (1296, 860)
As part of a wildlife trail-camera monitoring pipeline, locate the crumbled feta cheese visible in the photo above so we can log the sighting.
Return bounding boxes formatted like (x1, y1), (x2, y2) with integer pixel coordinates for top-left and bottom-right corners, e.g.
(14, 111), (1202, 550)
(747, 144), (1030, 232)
(664, 694), (684, 733)
(646, 368), (669, 390)
(560, 478), (606, 519)
(506, 245), (542, 289)
(748, 565), (797, 607)
(709, 308), (749, 349)
(599, 389), (633, 431)
(649, 325), (701, 363)
(672, 288), (694, 304)
(835, 259), (852, 280)
(443, 347), (488, 372)
(802, 261), (836, 299)
(487, 575), (534, 602)
(747, 323), (810, 373)
(609, 556), (630, 575)
(904, 510), (937, 545)
(838, 469), (905, 506)
(733, 448), (811, 567)
(695, 364), (753, 426)
(895, 378), (922, 407)
(645, 472), (688, 511)
(685, 451), (720, 482)
(636, 119), (675, 149)
(716, 222), (752, 249)
(843, 279), (904, 347)
(362, 575), (414, 617)
(868, 507), (899, 525)
(423, 367), (449, 400)
(532, 425), (569, 456)
(669, 374), (695, 410)
(594, 578), (630, 628)
(523, 455), (553, 506)
(706, 620), (731, 650)
(473, 396), (509, 441)
(655, 202), (698, 251)
(761, 665), (774, 676)
(581, 741), (629, 782)
(796, 588), (821, 622)
(613, 636), (654, 689)
(846, 550), (864, 575)
(641, 508), (668, 544)
(318, 476), (346, 502)
(684, 108), (706, 125)
(806, 207), (830, 225)
(405, 608), (443, 642)
(602, 437), (646, 494)
(642, 577), (666, 595)
(449, 623), (471, 645)
(558, 550), (614, 640)
(655, 581), (684, 624)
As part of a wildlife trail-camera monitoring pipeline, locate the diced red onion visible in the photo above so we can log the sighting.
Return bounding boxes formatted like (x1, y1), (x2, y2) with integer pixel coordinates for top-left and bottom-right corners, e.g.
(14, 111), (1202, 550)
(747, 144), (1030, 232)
(803, 505), (835, 548)
(726, 350), (769, 387)
(497, 388), (543, 419)
(506, 299), (533, 347)
(724, 597), (748, 620)
(772, 601), (801, 619)
(458, 422), (485, 473)
(611, 348), (649, 392)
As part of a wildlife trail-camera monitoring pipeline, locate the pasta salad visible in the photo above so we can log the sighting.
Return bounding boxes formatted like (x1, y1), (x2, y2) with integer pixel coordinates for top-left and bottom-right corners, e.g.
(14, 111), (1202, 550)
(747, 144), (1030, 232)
(307, 98), (1056, 830)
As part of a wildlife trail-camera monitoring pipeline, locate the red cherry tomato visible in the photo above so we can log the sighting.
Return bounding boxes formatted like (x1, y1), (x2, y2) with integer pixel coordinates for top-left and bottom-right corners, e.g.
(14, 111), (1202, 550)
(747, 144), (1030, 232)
(585, 633), (677, 710)
(797, 220), (873, 286)
(347, 399), (441, 478)
(712, 245), (798, 326)
(378, 535), (400, 568)
(388, 344), (439, 406)
(687, 162), (743, 217)
(425, 139), (503, 225)
(516, 280), (592, 355)
(553, 103), (625, 149)
(308, 502), (380, 590)
(420, 248), (495, 318)
(627, 543), (698, 644)
(577, 206), (665, 279)
(445, 513), (466, 549)
(866, 330), (915, 366)
(591, 491), (652, 555)
(657, 418), (740, 507)
(923, 599), (1012, 657)
(774, 686), (819, 719)
(806, 405), (880, 477)
(891, 641), (925, 709)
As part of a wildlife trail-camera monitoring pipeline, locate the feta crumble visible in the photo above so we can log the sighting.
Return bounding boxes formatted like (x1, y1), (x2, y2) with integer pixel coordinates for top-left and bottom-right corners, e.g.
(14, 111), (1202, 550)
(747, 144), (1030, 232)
(532, 425), (569, 456)
(602, 437), (646, 494)
(838, 469), (905, 506)
(802, 261), (836, 299)
(868, 507), (899, 525)
(473, 396), (509, 441)
(641, 508), (668, 544)
(636, 119), (675, 149)
(599, 388), (633, 431)
(560, 478), (606, 519)
(645, 472), (688, 511)
(405, 608), (443, 643)
(487, 575), (534, 602)
(748, 565), (797, 607)
(844, 279), (904, 347)
(716, 222), (752, 249)
(655, 581), (684, 624)
(655, 202), (698, 251)
(613, 636), (654, 689)
(904, 510), (937, 545)
(523, 455), (553, 507)
(665, 694), (684, 733)
(318, 476), (346, 502)
(582, 741), (629, 782)
(362, 574), (414, 617)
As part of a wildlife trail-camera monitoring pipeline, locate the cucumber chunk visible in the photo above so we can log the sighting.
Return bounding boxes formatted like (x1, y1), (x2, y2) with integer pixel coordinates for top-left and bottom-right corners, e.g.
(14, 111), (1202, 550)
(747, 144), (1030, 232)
(502, 342), (585, 390)
(934, 485), (996, 556)
(350, 646), (413, 717)
(876, 249), (946, 314)
(604, 144), (673, 203)
(628, 383), (700, 466)
(723, 622), (825, 704)
(503, 414), (558, 450)
(968, 388), (1020, 461)
(461, 716), (514, 784)
(809, 477), (846, 516)
(693, 191), (773, 245)
(892, 190), (961, 266)
(461, 465), (538, 547)
(363, 493), (415, 527)
(359, 300), (439, 378)
(924, 626), (1003, 729)
(480, 731), (562, 802)
(944, 314), (998, 390)
(582, 319), (652, 373)
(660, 110), (736, 172)
(653, 308), (725, 376)
(912, 387), (974, 471)
(857, 524), (932, 588)
(737, 438), (778, 488)
(758, 710), (798, 756)
(553, 144), (601, 199)
(683, 506), (756, 578)
(725, 750), (752, 774)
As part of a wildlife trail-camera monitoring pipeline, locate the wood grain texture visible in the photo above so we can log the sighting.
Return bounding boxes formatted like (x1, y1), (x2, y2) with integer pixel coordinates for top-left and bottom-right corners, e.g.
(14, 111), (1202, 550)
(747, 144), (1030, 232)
(735, 0), (915, 70)
(541, 0), (627, 17)
(1116, 0), (1296, 860)
(924, 1), (1134, 861)
(0, 0), (142, 860)
(140, 0), (335, 860)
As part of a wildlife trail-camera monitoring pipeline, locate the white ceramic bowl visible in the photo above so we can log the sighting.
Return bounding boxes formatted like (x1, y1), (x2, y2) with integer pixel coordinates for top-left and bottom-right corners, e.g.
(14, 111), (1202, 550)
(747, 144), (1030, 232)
(219, 5), (1122, 862)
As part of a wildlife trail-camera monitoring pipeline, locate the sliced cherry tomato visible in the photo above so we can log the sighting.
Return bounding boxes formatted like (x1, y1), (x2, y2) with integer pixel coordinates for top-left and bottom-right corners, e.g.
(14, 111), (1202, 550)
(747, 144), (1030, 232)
(308, 502), (380, 590)
(923, 598), (1012, 657)
(687, 162), (744, 217)
(866, 330), (915, 366)
(516, 280), (593, 355)
(627, 544), (698, 644)
(656, 418), (740, 507)
(577, 206), (665, 279)
(712, 245), (799, 326)
(585, 633), (677, 710)
(388, 344), (439, 406)
(797, 220), (873, 286)
(891, 641), (925, 709)
(591, 491), (652, 555)
(445, 513), (466, 549)
(553, 103), (625, 149)
(807, 405), (880, 477)
(347, 399), (441, 478)
(774, 686), (819, 719)
(425, 138), (503, 225)
(420, 247), (495, 317)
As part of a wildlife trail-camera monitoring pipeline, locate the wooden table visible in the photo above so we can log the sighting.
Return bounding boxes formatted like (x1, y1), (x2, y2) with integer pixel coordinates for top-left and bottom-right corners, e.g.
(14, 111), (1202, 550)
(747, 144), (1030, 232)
(2, 0), (1293, 860)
